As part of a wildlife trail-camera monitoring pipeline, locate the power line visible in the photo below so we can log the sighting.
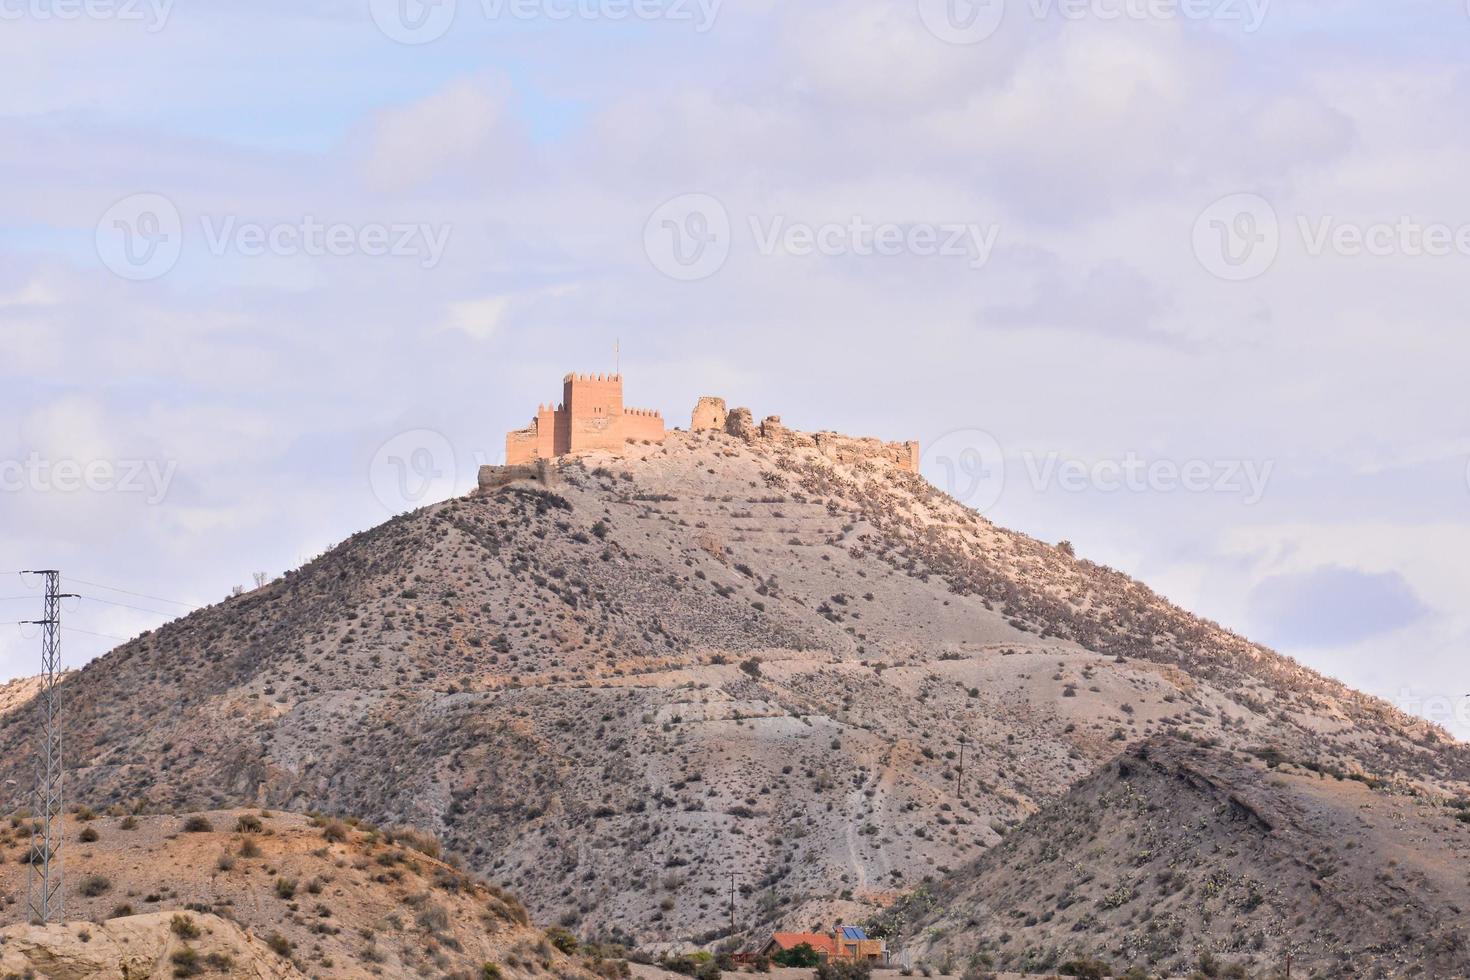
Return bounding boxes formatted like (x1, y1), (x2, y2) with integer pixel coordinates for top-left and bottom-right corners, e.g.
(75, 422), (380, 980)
(73, 595), (180, 619)
(61, 577), (193, 608)
(62, 627), (130, 642)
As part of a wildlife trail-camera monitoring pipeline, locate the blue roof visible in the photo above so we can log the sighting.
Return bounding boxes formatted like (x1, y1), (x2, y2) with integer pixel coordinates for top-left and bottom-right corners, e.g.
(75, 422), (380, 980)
(840, 927), (867, 940)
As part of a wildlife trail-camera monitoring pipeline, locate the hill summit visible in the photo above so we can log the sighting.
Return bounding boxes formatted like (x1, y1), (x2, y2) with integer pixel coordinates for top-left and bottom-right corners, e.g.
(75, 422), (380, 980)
(2, 404), (1466, 976)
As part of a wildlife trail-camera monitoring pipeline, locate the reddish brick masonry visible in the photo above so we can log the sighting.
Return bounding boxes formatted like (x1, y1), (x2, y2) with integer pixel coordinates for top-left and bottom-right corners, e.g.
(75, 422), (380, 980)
(505, 373), (666, 465)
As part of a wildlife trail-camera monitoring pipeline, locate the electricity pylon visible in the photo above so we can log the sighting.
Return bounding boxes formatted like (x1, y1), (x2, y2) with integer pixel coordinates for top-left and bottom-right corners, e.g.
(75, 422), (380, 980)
(21, 570), (75, 924)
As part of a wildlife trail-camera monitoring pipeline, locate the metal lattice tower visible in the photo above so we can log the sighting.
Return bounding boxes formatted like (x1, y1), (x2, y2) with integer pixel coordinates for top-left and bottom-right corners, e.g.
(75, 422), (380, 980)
(21, 570), (75, 925)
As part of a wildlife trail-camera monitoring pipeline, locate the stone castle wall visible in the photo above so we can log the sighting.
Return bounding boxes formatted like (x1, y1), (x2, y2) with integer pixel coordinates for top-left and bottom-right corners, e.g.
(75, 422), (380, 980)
(506, 373), (666, 464)
(478, 458), (560, 491)
(506, 375), (917, 473)
(622, 408), (667, 444)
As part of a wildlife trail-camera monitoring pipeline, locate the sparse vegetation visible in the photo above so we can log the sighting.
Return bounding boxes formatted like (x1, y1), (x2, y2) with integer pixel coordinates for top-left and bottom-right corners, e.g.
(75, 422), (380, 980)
(79, 873), (112, 897)
(171, 914), (202, 939)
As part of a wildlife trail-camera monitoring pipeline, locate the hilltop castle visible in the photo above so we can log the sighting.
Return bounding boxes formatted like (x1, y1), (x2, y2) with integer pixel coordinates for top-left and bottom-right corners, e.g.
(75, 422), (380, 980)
(502, 372), (919, 474)
(505, 373), (666, 465)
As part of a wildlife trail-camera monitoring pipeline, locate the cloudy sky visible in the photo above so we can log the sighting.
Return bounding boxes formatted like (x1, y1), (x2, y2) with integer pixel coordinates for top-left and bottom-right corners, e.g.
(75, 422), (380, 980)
(2, 0), (1468, 734)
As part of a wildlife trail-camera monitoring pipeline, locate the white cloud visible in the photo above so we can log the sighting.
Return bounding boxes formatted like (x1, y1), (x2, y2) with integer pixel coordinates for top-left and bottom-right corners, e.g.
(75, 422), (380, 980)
(358, 73), (524, 192)
(440, 295), (513, 341)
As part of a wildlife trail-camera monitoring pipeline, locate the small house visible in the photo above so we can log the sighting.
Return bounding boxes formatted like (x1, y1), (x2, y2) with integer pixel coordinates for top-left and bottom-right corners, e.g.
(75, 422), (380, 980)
(760, 927), (887, 965)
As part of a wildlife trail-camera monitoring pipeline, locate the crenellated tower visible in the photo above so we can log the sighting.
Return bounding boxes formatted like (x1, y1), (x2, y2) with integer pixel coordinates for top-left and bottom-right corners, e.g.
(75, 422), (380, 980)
(506, 373), (666, 464)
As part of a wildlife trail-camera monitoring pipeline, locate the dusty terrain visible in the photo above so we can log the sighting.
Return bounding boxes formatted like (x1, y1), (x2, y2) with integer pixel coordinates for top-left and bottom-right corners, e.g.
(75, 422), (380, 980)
(0, 808), (604, 978)
(0, 674), (48, 718)
(0, 423), (1465, 973)
(1, 911), (306, 979)
(884, 738), (1470, 977)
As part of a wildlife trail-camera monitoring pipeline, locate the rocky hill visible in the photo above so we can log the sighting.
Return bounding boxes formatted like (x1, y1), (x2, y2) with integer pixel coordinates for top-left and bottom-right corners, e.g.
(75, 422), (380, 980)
(0, 423), (1465, 961)
(879, 738), (1470, 977)
(2, 910), (306, 980)
(0, 807), (606, 978)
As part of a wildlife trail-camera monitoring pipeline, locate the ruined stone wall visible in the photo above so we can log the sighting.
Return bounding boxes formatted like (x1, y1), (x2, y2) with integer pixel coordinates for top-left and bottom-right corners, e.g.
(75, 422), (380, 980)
(506, 427), (539, 466)
(724, 407), (758, 441)
(813, 432), (921, 473)
(897, 441), (920, 473)
(478, 458), (559, 491)
(691, 396), (728, 432)
(718, 402), (920, 473)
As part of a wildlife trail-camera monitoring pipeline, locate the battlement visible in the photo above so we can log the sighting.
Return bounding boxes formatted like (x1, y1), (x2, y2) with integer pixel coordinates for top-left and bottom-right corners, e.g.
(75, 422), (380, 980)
(507, 372), (666, 464)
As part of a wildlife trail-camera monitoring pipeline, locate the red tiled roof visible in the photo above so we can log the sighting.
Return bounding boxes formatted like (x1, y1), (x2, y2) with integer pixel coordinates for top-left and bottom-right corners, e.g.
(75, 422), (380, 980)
(767, 933), (838, 956)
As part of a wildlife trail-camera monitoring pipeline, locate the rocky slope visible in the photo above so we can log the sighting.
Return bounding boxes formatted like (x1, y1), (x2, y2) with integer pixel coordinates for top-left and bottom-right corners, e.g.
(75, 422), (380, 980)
(0, 674), (47, 719)
(1, 911), (306, 980)
(0, 424), (1464, 954)
(880, 738), (1470, 977)
(0, 808), (606, 979)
